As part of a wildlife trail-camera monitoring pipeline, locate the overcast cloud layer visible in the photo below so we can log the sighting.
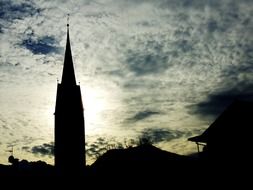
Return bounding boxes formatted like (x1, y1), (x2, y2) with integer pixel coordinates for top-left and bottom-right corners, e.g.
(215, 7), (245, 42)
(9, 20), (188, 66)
(0, 0), (253, 165)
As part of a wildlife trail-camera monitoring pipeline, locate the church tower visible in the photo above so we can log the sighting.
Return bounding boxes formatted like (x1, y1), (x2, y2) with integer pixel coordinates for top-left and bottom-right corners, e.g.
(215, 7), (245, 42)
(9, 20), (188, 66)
(54, 18), (85, 174)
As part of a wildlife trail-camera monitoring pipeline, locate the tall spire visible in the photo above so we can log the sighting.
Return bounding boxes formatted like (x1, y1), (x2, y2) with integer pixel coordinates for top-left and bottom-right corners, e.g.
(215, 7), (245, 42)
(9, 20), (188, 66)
(61, 14), (77, 86)
(55, 14), (85, 174)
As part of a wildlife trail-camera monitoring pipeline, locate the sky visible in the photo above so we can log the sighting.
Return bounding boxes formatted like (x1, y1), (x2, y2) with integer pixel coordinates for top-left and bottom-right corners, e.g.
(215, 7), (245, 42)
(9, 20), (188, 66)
(0, 0), (253, 165)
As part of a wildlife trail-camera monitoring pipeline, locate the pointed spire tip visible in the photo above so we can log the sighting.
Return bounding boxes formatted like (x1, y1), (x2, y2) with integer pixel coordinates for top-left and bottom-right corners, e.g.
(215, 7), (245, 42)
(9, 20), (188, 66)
(67, 14), (70, 28)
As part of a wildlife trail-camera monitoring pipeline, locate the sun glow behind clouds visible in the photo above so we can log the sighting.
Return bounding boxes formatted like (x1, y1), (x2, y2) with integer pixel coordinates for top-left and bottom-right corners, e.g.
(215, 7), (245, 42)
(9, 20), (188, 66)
(82, 85), (111, 135)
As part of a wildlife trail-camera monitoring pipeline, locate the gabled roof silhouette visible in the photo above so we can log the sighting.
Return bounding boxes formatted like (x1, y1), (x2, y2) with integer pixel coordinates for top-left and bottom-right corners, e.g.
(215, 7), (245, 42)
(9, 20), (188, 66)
(188, 100), (253, 144)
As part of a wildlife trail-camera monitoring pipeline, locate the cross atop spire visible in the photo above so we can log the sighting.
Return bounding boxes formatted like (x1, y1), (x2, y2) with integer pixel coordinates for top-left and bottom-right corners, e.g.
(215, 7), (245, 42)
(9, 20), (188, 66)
(61, 14), (77, 86)
(67, 14), (70, 27)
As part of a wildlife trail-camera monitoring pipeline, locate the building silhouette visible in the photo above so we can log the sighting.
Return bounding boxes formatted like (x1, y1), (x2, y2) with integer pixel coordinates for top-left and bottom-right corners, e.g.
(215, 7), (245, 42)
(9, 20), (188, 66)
(188, 100), (253, 162)
(54, 21), (85, 174)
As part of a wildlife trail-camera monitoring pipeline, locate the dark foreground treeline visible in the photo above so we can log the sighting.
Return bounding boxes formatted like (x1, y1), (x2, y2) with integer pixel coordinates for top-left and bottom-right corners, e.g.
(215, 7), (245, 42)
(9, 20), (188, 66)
(0, 144), (250, 187)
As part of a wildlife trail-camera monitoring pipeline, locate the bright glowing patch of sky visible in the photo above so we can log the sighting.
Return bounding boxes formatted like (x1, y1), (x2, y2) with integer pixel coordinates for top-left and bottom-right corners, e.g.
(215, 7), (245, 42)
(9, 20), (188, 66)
(0, 0), (253, 165)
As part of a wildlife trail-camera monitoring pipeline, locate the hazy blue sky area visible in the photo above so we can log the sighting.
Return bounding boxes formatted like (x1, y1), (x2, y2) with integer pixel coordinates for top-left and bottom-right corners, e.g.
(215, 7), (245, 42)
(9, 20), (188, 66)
(0, 0), (253, 165)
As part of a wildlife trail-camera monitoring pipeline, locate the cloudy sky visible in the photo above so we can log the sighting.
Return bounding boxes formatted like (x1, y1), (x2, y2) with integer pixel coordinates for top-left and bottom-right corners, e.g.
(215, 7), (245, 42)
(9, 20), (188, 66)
(0, 0), (253, 165)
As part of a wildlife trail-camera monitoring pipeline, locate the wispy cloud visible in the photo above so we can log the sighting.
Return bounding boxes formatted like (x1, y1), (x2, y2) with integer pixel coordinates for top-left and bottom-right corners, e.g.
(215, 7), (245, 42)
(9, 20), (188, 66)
(189, 83), (253, 118)
(24, 142), (54, 157)
(21, 35), (61, 55)
(128, 110), (161, 122)
(140, 128), (184, 144)
(0, 0), (41, 22)
(123, 37), (170, 76)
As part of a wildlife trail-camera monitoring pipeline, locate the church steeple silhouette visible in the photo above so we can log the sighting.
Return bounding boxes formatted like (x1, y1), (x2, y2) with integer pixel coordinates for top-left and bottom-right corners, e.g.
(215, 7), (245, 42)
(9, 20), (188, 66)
(54, 16), (85, 175)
